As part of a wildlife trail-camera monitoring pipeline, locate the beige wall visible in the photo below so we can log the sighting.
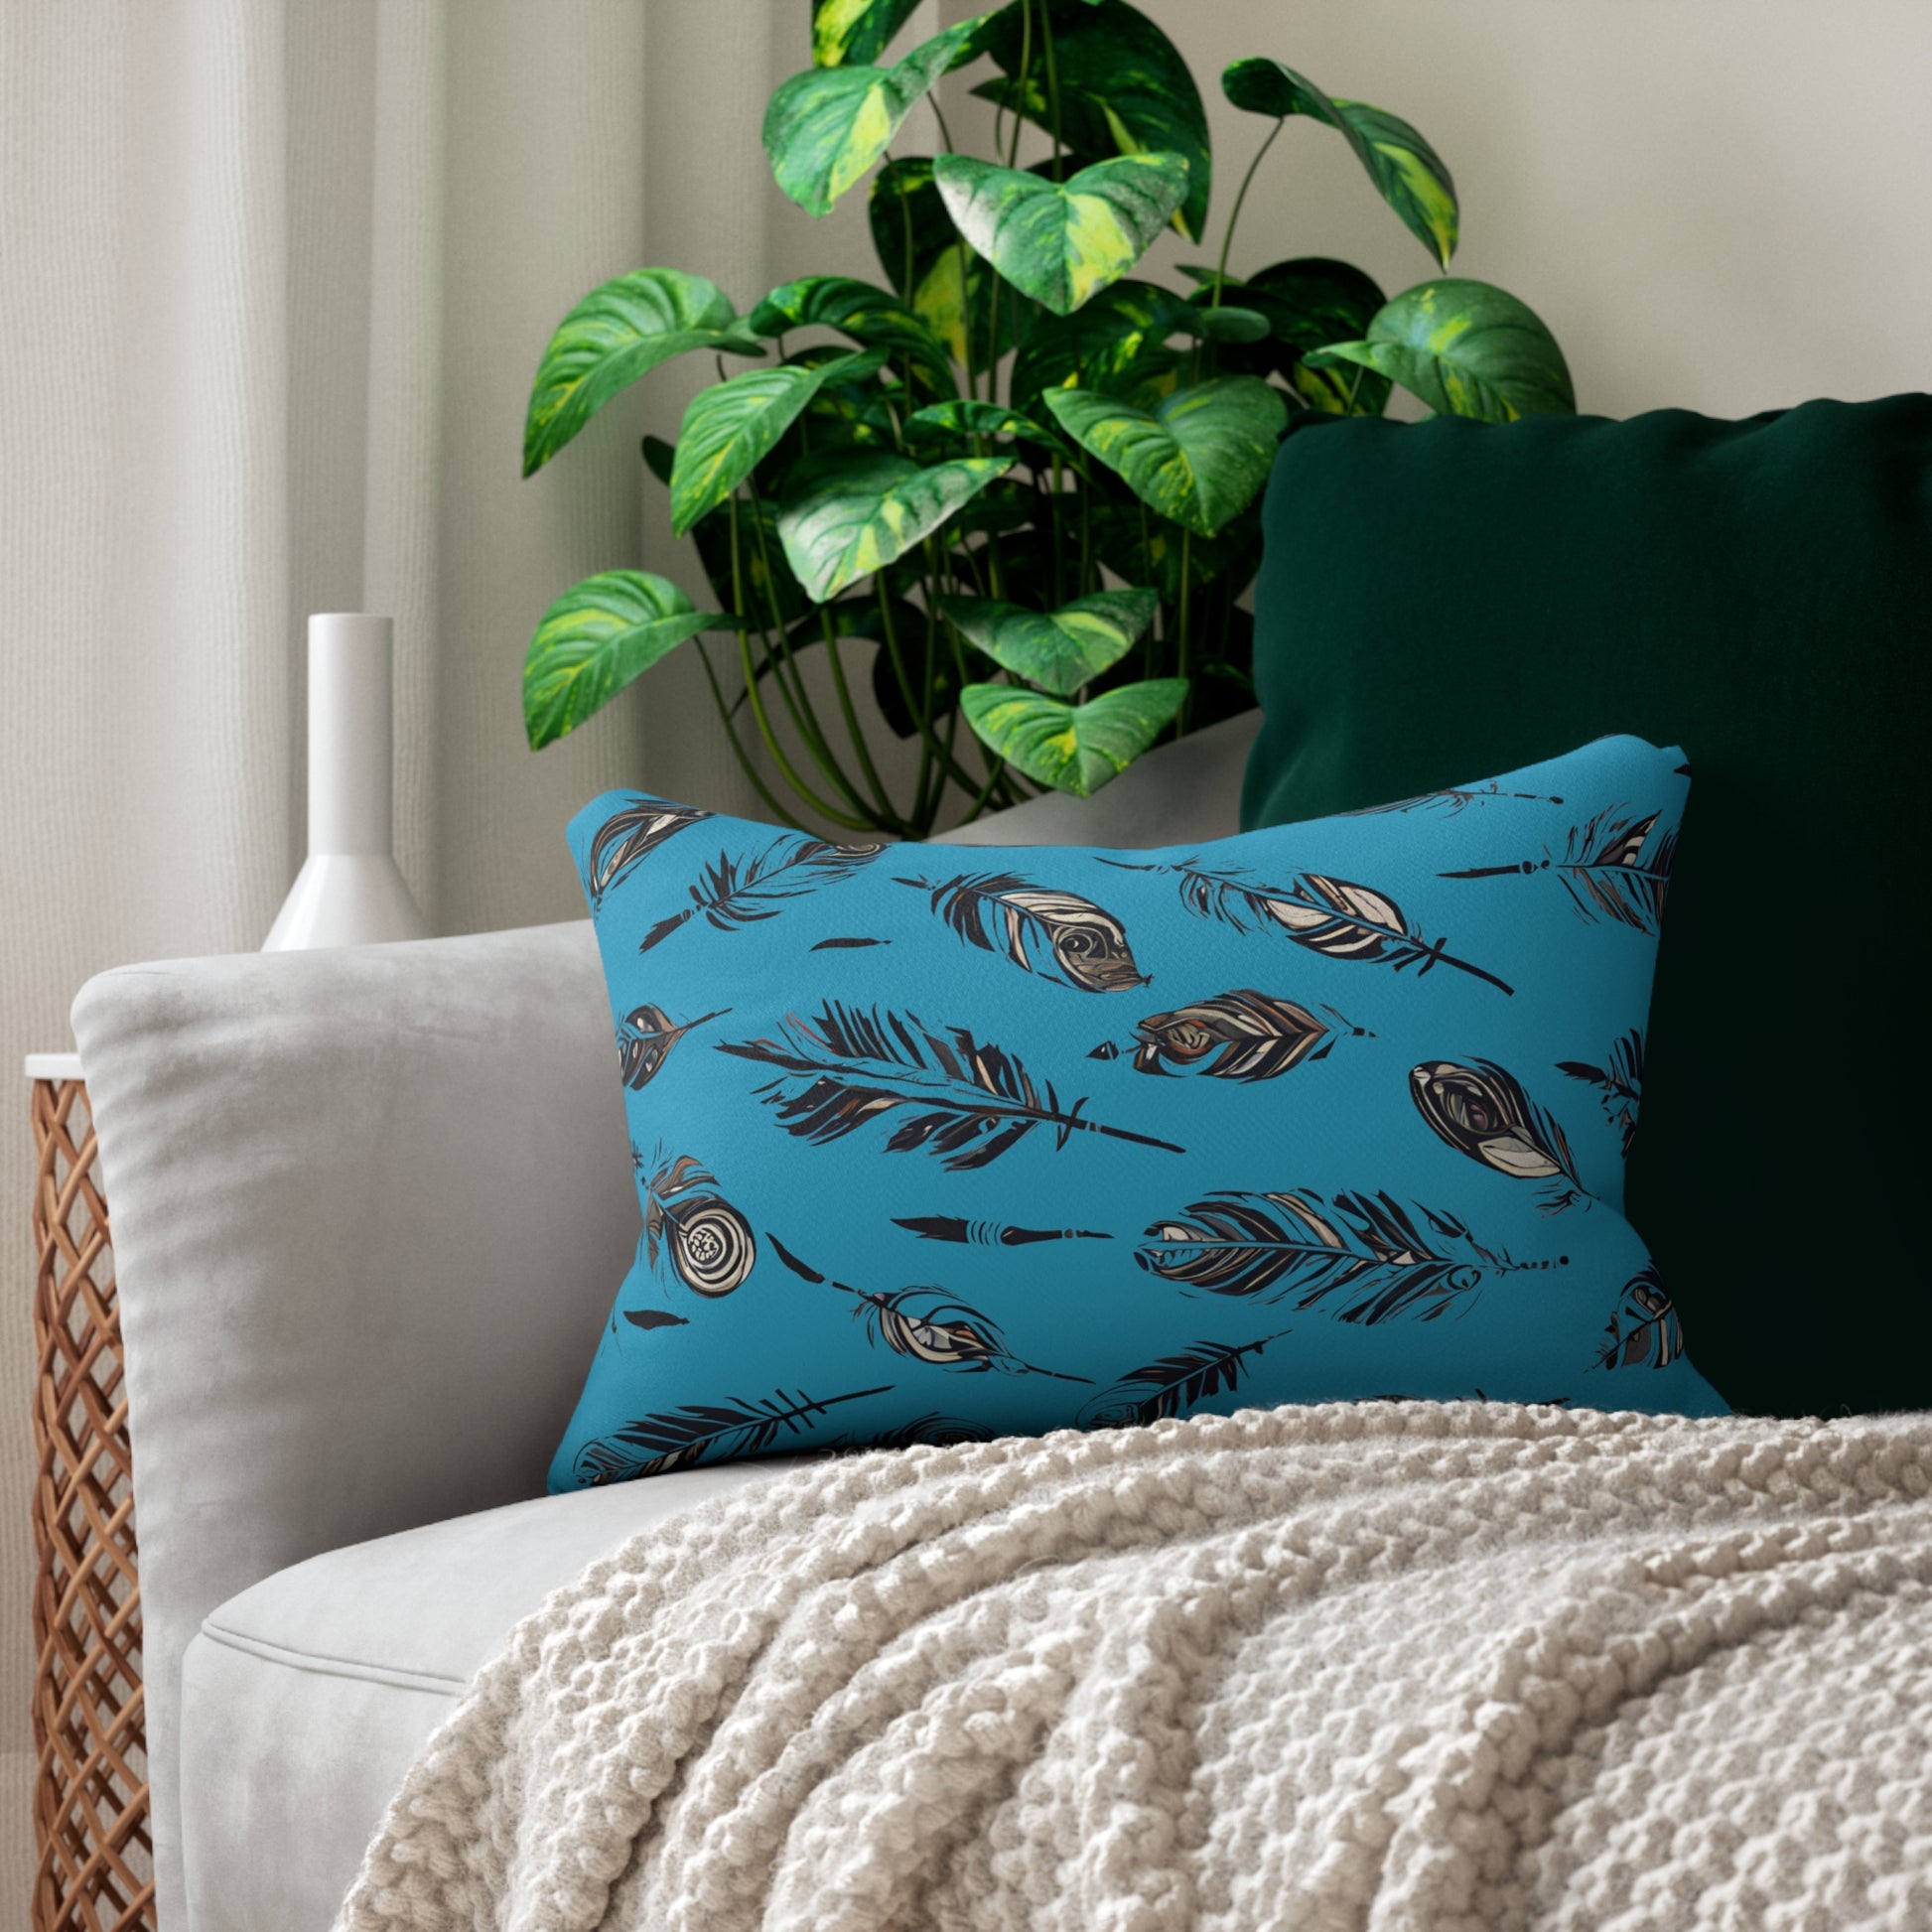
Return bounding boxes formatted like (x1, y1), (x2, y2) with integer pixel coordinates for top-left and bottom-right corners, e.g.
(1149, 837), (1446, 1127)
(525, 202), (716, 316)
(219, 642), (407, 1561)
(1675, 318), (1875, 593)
(942, 0), (1932, 418)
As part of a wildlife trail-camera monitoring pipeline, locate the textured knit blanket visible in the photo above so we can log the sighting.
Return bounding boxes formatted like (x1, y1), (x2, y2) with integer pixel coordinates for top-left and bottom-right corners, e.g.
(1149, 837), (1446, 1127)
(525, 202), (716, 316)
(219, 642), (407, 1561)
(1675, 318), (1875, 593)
(337, 1403), (1932, 1931)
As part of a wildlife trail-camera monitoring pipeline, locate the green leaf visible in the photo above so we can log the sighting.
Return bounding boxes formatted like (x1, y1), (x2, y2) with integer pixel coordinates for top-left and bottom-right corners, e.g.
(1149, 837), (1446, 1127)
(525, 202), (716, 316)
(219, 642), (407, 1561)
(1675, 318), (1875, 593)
(973, 0), (1212, 242)
(778, 451), (1015, 603)
(1170, 303), (1271, 345)
(523, 571), (725, 749)
(871, 156), (1044, 368)
(1008, 278), (1186, 422)
(641, 433), (676, 485)
(669, 349), (885, 535)
(938, 590), (1156, 697)
(1305, 278), (1576, 422)
(1221, 59), (1458, 269)
(1042, 375), (1287, 536)
(522, 269), (762, 478)
(903, 400), (1067, 453)
(961, 678), (1186, 796)
(746, 275), (954, 397)
(765, 17), (985, 218)
(933, 152), (1190, 317)
(811, 0), (923, 68)
(1240, 258), (1391, 414)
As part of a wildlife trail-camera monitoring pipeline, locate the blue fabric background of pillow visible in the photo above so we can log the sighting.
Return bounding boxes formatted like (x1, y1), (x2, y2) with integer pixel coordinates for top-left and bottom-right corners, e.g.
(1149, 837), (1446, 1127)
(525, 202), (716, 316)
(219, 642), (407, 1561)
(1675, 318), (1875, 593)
(552, 734), (1725, 1489)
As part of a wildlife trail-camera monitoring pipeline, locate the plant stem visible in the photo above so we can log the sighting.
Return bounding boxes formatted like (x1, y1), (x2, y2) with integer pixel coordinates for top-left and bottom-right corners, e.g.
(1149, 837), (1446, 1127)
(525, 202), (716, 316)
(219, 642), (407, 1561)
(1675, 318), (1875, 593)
(727, 500), (873, 830)
(1039, 0), (1065, 181)
(731, 499), (873, 821)
(694, 639), (806, 830)
(743, 477), (898, 827)
(1006, 0), (1033, 171)
(1213, 118), (1285, 300)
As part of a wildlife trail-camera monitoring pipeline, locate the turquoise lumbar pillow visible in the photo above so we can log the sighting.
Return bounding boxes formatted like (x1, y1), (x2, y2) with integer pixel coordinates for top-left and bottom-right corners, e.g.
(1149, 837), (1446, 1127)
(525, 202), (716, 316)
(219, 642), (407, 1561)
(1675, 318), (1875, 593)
(552, 734), (1724, 1488)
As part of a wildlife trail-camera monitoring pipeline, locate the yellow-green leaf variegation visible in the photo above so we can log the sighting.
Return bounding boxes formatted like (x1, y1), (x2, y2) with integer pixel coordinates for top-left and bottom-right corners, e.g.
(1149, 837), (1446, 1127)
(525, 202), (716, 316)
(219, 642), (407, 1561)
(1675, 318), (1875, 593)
(1304, 278), (1575, 422)
(960, 678), (1187, 796)
(669, 348), (886, 536)
(777, 452), (1015, 604)
(523, 572), (727, 749)
(1042, 376), (1287, 536)
(1222, 58), (1458, 270)
(765, 16), (987, 218)
(933, 152), (1191, 317)
(522, 270), (762, 478)
(939, 590), (1157, 698)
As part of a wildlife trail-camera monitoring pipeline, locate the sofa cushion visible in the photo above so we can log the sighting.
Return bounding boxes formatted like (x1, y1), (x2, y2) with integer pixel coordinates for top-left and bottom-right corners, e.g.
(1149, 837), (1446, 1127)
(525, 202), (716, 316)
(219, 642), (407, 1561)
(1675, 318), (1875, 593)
(1240, 398), (1932, 1418)
(556, 734), (1725, 1494)
(179, 1460), (798, 1932)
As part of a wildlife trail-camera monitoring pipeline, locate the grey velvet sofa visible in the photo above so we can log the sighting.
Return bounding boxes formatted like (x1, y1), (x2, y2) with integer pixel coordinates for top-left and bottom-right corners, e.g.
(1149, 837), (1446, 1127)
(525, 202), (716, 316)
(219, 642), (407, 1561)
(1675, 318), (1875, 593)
(70, 712), (1259, 1932)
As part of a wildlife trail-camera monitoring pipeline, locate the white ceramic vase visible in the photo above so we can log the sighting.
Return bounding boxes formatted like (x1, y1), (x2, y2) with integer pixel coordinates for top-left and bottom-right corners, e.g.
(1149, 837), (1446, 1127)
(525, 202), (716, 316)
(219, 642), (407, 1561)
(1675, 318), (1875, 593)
(263, 614), (429, 951)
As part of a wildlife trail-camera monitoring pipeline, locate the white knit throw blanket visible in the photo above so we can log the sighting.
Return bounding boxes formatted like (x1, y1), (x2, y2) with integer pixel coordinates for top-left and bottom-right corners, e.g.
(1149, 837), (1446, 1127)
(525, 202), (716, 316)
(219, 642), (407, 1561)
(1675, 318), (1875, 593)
(337, 1403), (1932, 1932)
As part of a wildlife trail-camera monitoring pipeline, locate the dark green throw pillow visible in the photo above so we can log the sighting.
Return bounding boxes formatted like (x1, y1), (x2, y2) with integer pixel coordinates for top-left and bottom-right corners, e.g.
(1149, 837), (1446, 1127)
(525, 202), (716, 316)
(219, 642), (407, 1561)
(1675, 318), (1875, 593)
(1242, 396), (1932, 1419)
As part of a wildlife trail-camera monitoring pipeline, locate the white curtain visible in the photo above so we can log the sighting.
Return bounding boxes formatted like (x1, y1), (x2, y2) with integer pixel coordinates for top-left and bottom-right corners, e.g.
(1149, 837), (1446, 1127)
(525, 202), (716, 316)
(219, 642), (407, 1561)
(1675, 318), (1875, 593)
(0, 0), (918, 1905)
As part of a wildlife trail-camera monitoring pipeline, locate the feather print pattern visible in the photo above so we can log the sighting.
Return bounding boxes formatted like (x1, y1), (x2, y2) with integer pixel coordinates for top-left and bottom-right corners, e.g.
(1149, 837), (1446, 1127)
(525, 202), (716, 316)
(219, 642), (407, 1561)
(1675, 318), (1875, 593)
(640, 835), (885, 953)
(1137, 1188), (1565, 1322)
(1088, 989), (1356, 1082)
(585, 798), (712, 905)
(828, 1412), (993, 1451)
(893, 872), (1148, 994)
(616, 1003), (729, 1091)
(767, 1233), (1090, 1382)
(1441, 806), (1677, 934)
(1557, 1029), (1645, 1157)
(557, 738), (1720, 1482)
(1342, 780), (1565, 819)
(714, 1002), (1185, 1171)
(636, 1149), (758, 1296)
(893, 1215), (1112, 1246)
(570, 1383), (891, 1485)
(1080, 1330), (1291, 1430)
(1594, 1264), (1683, 1371)
(1099, 858), (1513, 995)
(1410, 1059), (1589, 1213)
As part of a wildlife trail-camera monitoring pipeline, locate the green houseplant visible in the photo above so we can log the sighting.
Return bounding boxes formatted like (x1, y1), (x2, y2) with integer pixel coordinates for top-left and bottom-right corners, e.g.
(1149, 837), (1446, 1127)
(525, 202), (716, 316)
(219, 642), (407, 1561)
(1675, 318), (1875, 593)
(521, 0), (1576, 835)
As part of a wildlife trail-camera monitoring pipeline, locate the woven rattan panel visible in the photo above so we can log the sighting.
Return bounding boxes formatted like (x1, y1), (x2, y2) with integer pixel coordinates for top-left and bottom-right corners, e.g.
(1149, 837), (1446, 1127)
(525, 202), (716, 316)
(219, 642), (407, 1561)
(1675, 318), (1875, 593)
(30, 1076), (153, 1932)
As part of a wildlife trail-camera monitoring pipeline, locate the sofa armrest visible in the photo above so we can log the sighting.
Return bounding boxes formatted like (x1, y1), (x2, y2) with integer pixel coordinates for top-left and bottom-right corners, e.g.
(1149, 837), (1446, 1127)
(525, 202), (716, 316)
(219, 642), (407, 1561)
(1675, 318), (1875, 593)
(71, 920), (635, 1928)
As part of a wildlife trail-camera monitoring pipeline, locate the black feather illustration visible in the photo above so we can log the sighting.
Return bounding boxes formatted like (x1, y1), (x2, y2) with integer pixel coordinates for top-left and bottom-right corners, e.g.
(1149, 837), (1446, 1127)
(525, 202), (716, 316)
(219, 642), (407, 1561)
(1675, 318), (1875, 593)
(893, 1215), (1112, 1246)
(1090, 988), (1340, 1081)
(640, 834), (885, 953)
(570, 1383), (892, 1485)
(621, 1308), (689, 1331)
(1557, 1029), (1645, 1157)
(1343, 781), (1565, 818)
(1080, 1329), (1291, 1430)
(1137, 1187), (1565, 1321)
(585, 797), (712, 905)
(715, 1001), (1185, 1171)
(894, 871), (1148, 994)
(826, 1412), (994, 1452)
(1440, 806), (1677, 934)
(1593, 1263), (1683, 1371)
(1410, 1059), (1589, 1214)
(766, 1232), (1091, 1382)
(1099, 858), (1512, 995)
(616, 1003), (729, 1090)
(812, 936), (891, 950)
(636, 1148), (758, 1296)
